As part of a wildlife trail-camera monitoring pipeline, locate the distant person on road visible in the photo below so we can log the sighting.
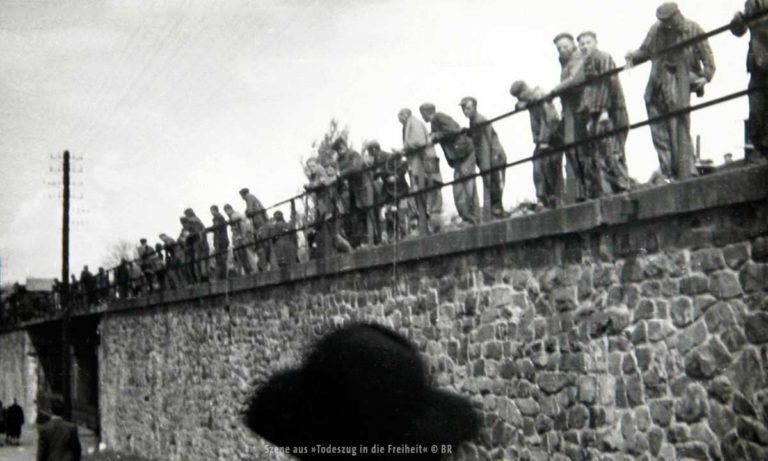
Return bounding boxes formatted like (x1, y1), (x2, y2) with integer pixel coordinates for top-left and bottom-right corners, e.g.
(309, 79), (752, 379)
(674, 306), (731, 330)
(5, 398), (24, 445)
(79, 265), (95, 306)
(36, 399), (81, 461)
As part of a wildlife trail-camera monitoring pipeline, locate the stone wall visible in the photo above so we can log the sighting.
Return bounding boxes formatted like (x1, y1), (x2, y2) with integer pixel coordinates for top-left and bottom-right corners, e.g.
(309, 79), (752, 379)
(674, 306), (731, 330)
(0, 329), (38, 423)
(1, 166), (766, 460)
(96, 171), (768, 460)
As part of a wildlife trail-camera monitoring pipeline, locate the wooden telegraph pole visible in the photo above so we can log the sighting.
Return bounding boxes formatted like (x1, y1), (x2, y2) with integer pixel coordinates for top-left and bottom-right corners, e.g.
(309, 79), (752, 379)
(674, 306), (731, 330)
(61, 150), (72, 420)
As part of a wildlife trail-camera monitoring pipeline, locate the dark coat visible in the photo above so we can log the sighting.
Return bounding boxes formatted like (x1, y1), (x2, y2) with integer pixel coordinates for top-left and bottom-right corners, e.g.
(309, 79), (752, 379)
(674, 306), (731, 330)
(36, 417), (81, 461)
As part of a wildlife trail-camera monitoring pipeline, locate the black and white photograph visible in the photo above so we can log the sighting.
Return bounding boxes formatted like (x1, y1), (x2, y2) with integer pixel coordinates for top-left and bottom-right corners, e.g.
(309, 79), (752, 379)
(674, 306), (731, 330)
(0, 0), (767, 459)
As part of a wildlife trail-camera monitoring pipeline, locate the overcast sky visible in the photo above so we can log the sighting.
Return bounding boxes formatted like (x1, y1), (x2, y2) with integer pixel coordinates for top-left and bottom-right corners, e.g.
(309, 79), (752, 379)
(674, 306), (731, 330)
(0, 0), (750, 283)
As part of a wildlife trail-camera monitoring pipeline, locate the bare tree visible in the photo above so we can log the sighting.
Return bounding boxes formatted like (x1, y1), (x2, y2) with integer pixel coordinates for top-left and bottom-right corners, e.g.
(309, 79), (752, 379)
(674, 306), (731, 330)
(310, 118), (349, 168)
(102, 239), (137, 269)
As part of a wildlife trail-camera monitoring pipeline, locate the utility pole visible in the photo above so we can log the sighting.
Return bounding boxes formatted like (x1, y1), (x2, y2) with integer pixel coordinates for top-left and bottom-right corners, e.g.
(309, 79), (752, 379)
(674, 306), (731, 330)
(61, 150), (72, 420)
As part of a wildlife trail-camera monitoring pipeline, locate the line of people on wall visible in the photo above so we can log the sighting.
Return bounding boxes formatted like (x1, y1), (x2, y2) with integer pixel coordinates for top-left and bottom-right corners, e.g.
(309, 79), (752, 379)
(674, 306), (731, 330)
(62, 1), (765, 304)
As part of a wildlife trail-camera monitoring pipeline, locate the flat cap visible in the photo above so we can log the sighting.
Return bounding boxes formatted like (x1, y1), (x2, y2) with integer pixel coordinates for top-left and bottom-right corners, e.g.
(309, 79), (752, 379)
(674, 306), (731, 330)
(509, 80), (527, 97)
(459, 96), (477, 108)
(239, 187), (249, 195)
(553, 32), (574, 44)
(419, 102), (436, 113)
(656, 2), (679, 19)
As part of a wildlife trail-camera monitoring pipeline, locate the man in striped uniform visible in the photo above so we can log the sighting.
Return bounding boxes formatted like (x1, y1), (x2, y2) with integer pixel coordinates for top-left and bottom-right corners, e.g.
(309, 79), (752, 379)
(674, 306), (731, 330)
(626, 2), (715, 181)
(577, 31), (631, 197)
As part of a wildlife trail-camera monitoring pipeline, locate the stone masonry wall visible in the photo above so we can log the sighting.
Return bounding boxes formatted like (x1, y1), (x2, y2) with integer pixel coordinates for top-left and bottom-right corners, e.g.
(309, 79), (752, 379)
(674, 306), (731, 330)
(0, 329), (38, 423)
(97, 194), (768, 461)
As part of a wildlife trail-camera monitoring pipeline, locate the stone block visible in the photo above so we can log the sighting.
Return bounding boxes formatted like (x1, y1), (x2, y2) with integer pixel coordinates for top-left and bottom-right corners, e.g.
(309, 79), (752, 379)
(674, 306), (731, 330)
(646, 320), (671, 342)
(667, 424), (689, 443)
(675, 383), (708, 423)
(723, 242), (750, 269)
(620, 258), (645, 283)
(708, 271), (743, 299)
(684, 338), (732, 380)
(626, 374), (644, 407)
(690, 248), (725, 272)
(708, 376), (734, 404)
(671, 296), (694, 327)
(636, 406), (651, 432)
(648, 427), (664, 456)
(615, 377), (628, 408)
(567, 404), (589, 430)
(737, 416), (768, 445)
(675, 441), (711, 460)
(537, 372), (569, 395)
(516, 398), (540, 417)
(727, 348), (767, 397)
(744, 312), (768, 344)
(577, 376), (596, 404)
(484, 341), (503, 360)
(635, 346), (652, 371)
(704, 301), (738, 334)
(621, 412), (636, 439)
(633, 299), (655, 322)
(681, 274), (710, 295)
(552, 287), (577, 312)
(740, 262), (768, 293)
(534, 414), (553, 434)
(721, 326), (747, 354)
(753, 236), (768, 263)
(733, 392), (758, 417)
(674, 320), (709, 355)
(650, 399), (674, 426)
(708, 399), (737, 437)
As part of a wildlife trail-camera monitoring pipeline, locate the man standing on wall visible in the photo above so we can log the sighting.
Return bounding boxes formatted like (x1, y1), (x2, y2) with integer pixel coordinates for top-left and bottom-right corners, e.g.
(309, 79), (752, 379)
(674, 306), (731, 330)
(731, 0), (768, 162)
(419, 103), (480, 225)
(239, 187), (268, 270)
(577, 31), (631, 197)
(509, 81), (564, 209)
(210, 205), (230, 280)
(548, 32), (588, 203)
(332, 137), (379, 247)
(626, 2), (715, 180)
(460, 96), (508, 220)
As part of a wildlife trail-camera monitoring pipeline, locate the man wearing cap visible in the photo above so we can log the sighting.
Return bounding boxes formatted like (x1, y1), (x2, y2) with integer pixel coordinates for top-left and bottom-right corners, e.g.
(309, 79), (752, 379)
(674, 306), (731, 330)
(159, 233), (183, 288)
(398, 108), (441, 235)
(548, 32), (589, 203)
(420, 103), (480, 225)
(332, 137), (379, 248)
(731, 0), (768, 162)
(510, 81), (564, 209)
(210, 205), (230, 280)
(626, 2), (715, 180)
(365, 141), (411, 241)
(183, 208), (210, 282)
(577, 31), (631, 197)
(239, 188), (268, 270)
(224, 204), (258, 274)
(460, 97), (508, 220)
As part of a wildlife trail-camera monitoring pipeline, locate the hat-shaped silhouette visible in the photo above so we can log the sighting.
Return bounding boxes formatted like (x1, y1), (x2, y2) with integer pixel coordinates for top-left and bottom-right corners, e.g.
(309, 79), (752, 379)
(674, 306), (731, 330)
(245, 323), (479, 460)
